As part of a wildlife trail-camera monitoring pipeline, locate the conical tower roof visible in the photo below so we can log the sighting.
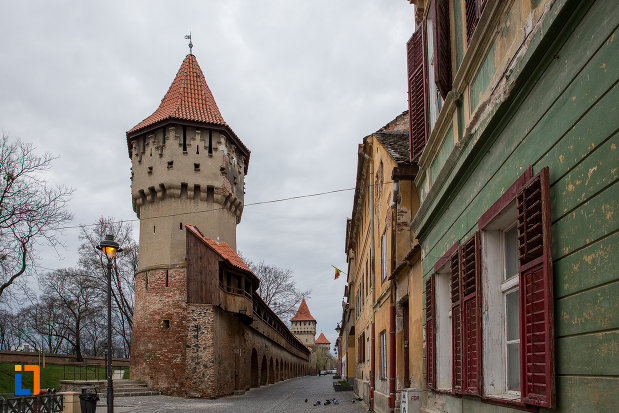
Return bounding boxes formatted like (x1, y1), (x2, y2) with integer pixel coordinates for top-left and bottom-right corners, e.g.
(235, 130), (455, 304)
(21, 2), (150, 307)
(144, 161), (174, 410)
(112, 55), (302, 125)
(315, 332), (330, 344)
(126, 54), (250, 169)
(290, 299), (316, 322)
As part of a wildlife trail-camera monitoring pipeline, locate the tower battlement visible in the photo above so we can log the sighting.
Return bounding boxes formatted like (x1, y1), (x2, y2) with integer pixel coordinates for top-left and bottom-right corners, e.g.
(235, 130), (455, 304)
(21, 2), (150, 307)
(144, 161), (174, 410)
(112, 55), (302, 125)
(130, 124), (245, 221)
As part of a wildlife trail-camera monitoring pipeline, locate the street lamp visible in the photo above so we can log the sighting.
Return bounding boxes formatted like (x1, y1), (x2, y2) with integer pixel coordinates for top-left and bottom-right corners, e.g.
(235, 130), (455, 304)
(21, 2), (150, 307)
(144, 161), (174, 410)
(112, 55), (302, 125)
(97, 234), (122, 413)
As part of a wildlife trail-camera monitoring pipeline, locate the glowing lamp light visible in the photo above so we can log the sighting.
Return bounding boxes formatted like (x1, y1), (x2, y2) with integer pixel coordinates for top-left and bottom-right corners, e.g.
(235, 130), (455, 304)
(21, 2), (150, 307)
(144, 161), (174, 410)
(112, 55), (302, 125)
(97, 235), (122, 260)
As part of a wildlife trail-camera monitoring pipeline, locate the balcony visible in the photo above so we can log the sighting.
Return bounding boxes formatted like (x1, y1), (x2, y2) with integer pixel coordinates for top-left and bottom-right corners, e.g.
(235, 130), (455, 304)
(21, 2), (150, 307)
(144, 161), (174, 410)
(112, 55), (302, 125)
(219, 282), (253, 319)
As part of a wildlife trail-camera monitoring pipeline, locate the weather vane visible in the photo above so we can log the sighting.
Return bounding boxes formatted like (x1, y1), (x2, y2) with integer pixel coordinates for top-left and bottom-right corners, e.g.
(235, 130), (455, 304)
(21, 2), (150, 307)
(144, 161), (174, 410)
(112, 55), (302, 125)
(184, 32), (193, 54)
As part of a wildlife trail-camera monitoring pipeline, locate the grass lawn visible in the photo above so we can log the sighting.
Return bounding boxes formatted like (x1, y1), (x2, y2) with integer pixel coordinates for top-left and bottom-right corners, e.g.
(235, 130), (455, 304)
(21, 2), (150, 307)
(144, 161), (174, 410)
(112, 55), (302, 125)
(0, 363), (129, 395)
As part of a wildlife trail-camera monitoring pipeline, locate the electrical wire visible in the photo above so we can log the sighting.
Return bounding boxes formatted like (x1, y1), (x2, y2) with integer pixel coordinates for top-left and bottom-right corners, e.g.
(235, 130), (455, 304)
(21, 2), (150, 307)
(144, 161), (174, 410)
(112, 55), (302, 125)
(55, 180), (396, 231)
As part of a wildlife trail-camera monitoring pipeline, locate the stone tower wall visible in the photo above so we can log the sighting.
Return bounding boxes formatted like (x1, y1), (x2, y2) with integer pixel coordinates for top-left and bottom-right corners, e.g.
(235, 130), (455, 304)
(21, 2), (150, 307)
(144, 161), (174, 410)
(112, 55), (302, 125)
(130, 125), (246, 271)
(130, 267), (188, 394)
(290, 320), (316, 346)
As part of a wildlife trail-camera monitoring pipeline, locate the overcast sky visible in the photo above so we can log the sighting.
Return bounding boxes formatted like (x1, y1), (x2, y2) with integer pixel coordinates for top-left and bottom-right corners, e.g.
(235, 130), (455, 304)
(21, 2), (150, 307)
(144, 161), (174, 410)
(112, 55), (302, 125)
(0, 1), (413, 347)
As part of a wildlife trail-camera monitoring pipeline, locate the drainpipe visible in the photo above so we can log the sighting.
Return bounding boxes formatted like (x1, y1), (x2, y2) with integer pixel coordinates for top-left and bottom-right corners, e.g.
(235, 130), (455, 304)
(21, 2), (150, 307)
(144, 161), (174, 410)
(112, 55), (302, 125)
(388, 180), (399, 412)
(362, 146), (375, 411)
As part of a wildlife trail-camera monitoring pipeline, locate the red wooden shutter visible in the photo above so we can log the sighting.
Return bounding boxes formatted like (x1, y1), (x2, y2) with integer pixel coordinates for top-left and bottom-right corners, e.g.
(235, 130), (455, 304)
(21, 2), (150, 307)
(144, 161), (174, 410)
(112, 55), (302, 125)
(460, 232), (481, 395)
(450, 248), (463, 393)
(432, 0), (452, 99)
(407, 26), (429, 162)
(425, 275), (436, 389)
(517, 167), (555, 408)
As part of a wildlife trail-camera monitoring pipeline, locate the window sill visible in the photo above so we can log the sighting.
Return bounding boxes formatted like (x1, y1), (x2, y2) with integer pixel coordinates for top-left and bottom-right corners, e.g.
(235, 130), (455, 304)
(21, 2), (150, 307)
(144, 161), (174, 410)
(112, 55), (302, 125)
(481, 395), (538, 412)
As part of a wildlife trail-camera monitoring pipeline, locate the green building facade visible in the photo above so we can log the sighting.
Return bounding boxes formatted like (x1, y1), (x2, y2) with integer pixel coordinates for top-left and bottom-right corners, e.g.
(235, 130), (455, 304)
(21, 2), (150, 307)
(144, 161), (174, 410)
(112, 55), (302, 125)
(407, 0), (617, 411)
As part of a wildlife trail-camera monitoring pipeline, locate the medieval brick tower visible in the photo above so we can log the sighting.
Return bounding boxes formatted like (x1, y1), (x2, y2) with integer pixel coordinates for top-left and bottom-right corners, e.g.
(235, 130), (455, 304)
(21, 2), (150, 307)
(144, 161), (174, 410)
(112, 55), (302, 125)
(127, 52), (251, 395)
(290, 299), (317, 346)
(127, 51), (310, 399)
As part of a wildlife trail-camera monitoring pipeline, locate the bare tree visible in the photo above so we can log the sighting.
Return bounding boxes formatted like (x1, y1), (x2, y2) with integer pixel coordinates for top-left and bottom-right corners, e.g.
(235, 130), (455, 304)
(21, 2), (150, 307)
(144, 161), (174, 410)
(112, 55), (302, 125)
(243, 258), (310, 323)
(33, 296), (69, 353)
(39, 268), (102, 361)
(0, 309), (20, 350)
(78, 217), (138, 353)
(0, 136), (72, 298)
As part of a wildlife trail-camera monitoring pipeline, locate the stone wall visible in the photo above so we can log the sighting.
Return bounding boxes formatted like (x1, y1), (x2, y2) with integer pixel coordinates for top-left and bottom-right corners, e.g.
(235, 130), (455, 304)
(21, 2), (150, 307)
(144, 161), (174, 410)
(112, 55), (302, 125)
(0, 351), (129, 367)
(131, 267), (312, 398)
(130, 267), (188, 395)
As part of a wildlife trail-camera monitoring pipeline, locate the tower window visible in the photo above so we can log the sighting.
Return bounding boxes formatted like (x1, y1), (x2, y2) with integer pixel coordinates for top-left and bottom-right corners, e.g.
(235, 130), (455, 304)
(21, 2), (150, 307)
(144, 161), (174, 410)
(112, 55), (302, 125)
(153, 225), (156, 233)
(165, 270), (169, 287)
(179, 222), (183, 230)
(194, 163), (200, 171)
(162, 320), (170, 329)
(208, 130), (213, 155)
(148, 166), (153, 174)
(196, 145), (199, 154)
(182, 126), (187, 152)
(167, 161), (173, 169)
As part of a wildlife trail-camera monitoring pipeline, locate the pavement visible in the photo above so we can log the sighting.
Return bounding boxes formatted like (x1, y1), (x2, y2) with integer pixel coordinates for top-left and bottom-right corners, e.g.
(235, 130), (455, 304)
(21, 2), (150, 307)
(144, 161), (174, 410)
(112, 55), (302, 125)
(95, 375), (367, 412)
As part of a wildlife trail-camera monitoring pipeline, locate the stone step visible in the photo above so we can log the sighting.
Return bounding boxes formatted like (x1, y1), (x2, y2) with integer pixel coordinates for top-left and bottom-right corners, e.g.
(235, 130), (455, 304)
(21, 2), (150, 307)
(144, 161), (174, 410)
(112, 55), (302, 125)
(99, 390), (161, 398)
(111, 382), (149, 388)
(105, 386), (151, 392)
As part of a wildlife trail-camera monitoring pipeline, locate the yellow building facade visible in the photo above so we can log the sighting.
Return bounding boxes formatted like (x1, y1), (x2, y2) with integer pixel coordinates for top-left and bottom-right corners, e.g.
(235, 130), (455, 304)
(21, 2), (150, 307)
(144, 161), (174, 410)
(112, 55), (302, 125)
(341, 112), (423, 413)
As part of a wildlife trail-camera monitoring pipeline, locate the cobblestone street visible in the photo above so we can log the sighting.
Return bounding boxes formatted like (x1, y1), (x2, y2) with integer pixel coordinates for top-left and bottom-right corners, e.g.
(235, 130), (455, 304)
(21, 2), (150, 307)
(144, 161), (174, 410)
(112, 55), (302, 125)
(95, 375), (367, 413)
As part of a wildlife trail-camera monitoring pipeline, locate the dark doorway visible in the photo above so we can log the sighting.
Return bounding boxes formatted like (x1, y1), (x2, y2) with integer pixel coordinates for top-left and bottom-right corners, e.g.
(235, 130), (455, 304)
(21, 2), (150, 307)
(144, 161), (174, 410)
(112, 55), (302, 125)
(260, 355), (268, 385)
(269, 358), (274, 384)
(251, 349), (259, 388)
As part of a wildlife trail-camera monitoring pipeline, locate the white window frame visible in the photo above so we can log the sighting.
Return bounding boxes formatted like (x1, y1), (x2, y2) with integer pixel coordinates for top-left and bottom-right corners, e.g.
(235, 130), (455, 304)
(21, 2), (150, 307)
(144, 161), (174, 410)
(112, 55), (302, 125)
(482, 201), (521, 400)
(381, 232), (387, 282)
(366, 327), (370, 365)
(426, 1), (444, 134)
(379, 330), (387, 379)
(435, 262), (452, 391)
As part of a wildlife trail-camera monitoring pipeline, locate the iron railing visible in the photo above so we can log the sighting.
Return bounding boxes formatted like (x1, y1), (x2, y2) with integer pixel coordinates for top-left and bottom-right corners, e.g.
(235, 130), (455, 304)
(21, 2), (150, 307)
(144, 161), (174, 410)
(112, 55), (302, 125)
(63, 363), (128, 381)
(0, 393), (63, 413)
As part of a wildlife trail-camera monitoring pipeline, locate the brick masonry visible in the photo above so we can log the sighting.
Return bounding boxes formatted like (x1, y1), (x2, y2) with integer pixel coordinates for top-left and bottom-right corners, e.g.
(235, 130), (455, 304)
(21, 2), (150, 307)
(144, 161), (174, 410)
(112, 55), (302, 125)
(131, 266), (312, 398)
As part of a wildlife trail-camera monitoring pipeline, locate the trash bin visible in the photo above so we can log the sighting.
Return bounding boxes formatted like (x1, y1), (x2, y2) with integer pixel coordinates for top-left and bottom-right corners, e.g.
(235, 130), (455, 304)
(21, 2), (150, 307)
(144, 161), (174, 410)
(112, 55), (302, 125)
(79, 387), (99, 413)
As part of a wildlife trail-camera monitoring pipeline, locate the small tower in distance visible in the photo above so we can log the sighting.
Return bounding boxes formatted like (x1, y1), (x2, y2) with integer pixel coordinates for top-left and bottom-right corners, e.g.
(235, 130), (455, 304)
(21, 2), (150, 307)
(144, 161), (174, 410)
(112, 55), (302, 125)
(290, 299), (316, 346)
(315, 332), (331, 353)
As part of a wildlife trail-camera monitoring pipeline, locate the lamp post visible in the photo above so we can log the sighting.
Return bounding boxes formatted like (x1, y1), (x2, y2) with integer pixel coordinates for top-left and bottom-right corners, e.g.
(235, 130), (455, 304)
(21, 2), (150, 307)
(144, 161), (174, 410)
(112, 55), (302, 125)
(97, 234), (122, 413)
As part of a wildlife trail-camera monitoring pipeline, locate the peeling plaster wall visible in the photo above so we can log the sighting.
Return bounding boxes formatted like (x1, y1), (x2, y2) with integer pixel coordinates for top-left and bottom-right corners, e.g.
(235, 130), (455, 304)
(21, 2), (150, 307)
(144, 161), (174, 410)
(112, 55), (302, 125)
(416, 0), (618, 412)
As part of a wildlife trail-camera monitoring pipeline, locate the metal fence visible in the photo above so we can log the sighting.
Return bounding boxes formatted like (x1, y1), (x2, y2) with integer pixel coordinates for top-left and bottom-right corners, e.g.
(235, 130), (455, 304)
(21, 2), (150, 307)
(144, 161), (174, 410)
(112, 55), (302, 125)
(63, 363), (128, 381)
(0, 393), (63, 413)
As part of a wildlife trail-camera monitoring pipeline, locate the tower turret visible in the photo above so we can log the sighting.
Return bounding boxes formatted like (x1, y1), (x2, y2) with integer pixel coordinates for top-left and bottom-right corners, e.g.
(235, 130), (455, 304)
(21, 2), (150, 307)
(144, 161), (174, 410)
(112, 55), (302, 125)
(126, 54), (250, 271)
(290, 299), (317, 346)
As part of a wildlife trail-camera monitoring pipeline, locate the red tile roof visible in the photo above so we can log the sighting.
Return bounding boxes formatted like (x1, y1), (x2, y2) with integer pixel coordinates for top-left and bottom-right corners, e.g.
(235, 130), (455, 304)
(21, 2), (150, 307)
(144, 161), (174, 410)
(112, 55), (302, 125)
(126, 54), (250, 171)
(128, 54), (227, 135)
(290, 299), (316, 322)
(185, 224), (256, 281)
(315, 332), (330, 344)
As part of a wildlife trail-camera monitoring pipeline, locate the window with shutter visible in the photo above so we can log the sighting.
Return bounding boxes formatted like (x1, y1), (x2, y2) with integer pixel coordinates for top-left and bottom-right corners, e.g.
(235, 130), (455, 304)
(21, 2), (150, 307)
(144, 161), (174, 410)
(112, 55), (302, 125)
(425, 275), (436, 389)
(517, 167), (555, 408)
(461, 232), (481, 395)
(478, 166), (554, 408)
(432, 0), (452, 99)
(407, 27), (429, 161)
(450, 248), (463, 393)
(464, 0), (486, 43)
